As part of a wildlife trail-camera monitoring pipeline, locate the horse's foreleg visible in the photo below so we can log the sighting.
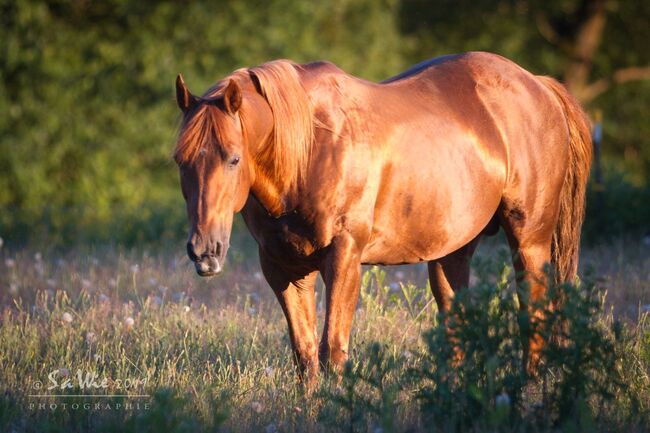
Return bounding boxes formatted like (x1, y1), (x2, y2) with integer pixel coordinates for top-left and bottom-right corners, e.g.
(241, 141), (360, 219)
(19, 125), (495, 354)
(259, 252), (319, 387)
(319, 233), (362, 372)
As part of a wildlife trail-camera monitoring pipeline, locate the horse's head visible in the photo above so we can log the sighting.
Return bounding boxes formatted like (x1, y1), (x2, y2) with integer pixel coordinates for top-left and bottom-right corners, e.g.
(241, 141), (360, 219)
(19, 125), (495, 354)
(174, 75), (256, 276)
(173, 62), (314, 276)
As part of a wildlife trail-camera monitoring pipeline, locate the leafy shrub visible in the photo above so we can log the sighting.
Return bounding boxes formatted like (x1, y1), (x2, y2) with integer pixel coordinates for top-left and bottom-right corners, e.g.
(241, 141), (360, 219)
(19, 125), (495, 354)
(584, 167), (650, 242)
(323, 262), (650, 432)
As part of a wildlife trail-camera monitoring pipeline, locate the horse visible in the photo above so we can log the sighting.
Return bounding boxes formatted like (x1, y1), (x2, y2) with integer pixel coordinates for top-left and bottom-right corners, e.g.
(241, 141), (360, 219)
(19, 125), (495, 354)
(173, 52), (592, 385)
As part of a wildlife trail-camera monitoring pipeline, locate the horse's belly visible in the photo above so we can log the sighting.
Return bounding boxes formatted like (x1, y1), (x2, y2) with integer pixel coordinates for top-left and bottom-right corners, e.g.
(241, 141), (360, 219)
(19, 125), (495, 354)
(361, 206), (492, 265)
(361, 232), (448, 265)
(360, 171), (503, 265)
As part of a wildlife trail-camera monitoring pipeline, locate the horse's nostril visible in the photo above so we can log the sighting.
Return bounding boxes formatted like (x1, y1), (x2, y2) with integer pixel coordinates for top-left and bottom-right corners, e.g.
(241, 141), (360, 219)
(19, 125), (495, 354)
(186, 241), (199, 262)
(216, 241), (223, 257)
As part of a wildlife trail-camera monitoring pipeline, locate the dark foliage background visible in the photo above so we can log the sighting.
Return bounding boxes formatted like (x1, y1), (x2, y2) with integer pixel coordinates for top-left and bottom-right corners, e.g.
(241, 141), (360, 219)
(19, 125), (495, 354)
(1, 0), (647, 246)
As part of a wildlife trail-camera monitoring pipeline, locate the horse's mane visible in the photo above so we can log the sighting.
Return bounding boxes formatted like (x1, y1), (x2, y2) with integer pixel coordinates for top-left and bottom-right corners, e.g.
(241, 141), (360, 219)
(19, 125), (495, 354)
(174, 60), (314, 194)
(248, 60), (314, 192)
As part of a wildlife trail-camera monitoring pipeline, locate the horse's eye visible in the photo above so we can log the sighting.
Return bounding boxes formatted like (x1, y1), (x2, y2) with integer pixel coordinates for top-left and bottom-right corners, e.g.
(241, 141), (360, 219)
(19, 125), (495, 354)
(229, 156), (240, 167)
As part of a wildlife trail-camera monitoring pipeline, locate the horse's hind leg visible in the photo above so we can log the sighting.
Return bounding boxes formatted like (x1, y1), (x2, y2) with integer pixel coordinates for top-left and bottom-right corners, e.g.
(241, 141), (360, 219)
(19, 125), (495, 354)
(498, 198), (557, 373)
(427, 236), (482, 312)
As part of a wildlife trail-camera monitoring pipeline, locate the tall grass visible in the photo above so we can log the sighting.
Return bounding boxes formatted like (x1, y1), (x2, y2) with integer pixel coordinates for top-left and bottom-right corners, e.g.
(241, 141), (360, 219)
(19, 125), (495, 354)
(0, 243), (648, 432)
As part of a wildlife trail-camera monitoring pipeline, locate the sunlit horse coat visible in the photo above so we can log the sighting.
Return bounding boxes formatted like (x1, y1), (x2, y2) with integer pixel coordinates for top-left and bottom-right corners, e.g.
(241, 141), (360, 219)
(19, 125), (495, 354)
(174, 52), (592, 384)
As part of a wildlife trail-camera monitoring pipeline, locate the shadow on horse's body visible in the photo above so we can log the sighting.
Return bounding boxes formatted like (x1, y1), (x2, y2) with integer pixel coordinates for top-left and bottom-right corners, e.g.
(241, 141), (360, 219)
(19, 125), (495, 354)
(174, 52), (592, 385)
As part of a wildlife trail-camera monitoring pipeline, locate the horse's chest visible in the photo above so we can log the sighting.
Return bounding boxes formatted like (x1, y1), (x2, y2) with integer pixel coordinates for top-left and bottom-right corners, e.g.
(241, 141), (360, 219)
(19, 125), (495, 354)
(246, 212), (324, 265)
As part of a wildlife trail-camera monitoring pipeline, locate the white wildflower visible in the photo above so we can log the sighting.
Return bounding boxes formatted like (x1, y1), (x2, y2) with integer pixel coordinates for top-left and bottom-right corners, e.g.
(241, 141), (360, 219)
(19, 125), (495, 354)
(34, 260), (45, 276)
(85, 332), (96, 344)
(34, 252), (42, 262)
(250, 401), (263, 413)
(9, 283), (19, 295)
(264, 366), (274, 377)
(4, 258), (15, 268)
(61, 312), (73, 323)
(124, 317), (135, 328)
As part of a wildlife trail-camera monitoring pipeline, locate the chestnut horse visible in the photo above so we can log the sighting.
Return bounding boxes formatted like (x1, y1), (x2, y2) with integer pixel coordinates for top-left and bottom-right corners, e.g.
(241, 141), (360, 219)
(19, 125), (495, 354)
(173, 52), (592, 384)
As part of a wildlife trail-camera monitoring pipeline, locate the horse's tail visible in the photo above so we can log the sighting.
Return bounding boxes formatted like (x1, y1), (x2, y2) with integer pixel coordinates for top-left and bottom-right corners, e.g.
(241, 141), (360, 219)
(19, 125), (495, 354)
(537, 76), (593, 285)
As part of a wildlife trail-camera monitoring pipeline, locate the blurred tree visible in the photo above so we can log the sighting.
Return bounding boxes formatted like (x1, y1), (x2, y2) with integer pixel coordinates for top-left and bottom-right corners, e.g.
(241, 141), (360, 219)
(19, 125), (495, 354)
(399, 0), (650, 180)
(0, 0), (647, 246)
(0, 0), (406, 245)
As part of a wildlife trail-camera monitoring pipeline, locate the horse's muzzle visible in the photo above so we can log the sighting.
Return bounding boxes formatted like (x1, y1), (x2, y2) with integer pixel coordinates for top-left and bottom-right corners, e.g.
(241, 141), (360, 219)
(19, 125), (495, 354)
(194, 255), (222, 277)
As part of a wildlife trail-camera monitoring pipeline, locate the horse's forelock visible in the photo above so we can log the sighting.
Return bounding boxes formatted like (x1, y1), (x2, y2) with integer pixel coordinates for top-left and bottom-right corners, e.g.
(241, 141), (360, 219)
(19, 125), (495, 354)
(174, 104), (221, 165)
(174, 80), (235, 165)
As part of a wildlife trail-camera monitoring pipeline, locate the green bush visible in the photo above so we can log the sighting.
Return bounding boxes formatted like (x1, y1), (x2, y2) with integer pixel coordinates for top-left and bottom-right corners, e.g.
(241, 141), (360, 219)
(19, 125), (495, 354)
(584, 167), (650, 242)
(323, 262), (650, 433)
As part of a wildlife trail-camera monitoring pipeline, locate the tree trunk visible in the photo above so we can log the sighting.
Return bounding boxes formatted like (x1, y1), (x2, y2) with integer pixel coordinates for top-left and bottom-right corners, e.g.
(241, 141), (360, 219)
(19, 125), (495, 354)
(563, 0), (608, 102)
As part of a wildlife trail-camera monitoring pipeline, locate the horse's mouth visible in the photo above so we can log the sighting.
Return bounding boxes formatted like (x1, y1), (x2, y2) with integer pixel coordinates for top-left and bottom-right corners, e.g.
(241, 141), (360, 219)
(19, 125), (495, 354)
(194, 256), (222, 277)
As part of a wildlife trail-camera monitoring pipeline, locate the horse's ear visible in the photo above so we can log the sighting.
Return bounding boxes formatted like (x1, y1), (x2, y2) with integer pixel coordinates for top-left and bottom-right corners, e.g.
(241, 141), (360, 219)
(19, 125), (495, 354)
(176, 74), (198, 112)
(223, 79), (242, 114)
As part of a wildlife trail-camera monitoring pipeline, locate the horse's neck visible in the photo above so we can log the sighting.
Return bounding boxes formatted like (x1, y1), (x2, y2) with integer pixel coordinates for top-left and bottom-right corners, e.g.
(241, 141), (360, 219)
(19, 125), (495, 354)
(247, 66), (379, 217)
(248, 167), (287, 216)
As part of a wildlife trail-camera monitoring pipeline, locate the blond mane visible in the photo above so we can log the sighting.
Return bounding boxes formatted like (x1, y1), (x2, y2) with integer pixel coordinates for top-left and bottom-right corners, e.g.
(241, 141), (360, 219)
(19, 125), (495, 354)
(174, 60), (314, 194)
(248, 60), (314, 193)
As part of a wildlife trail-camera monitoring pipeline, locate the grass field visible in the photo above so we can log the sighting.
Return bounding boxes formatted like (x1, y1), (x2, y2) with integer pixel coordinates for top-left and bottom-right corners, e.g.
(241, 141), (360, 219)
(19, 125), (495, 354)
(1, 235), (649, 432)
